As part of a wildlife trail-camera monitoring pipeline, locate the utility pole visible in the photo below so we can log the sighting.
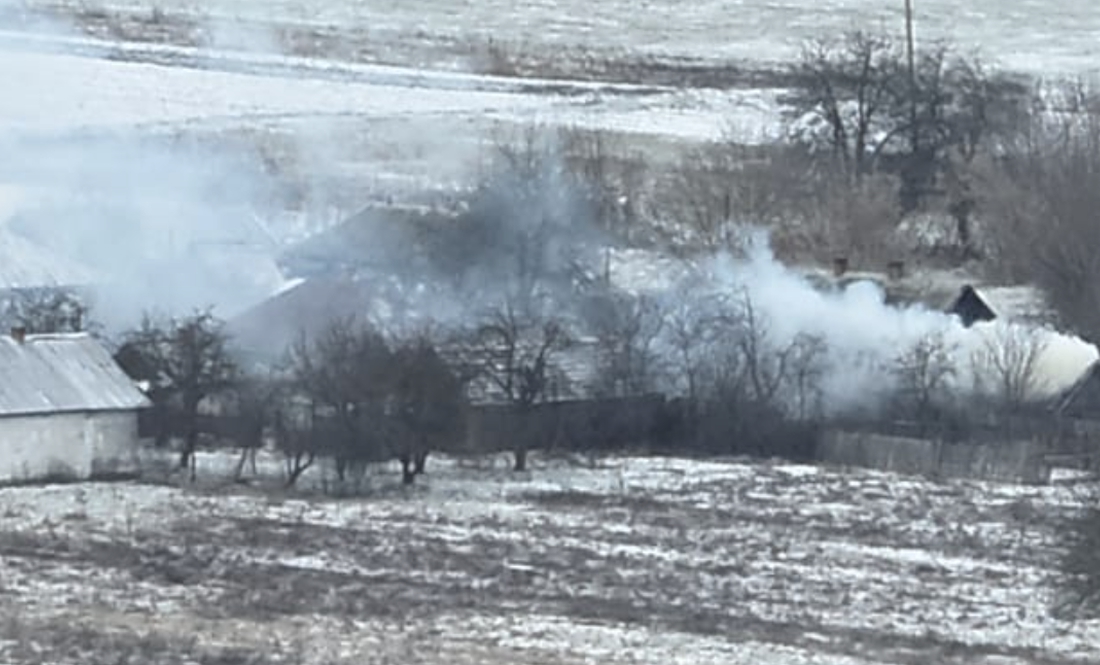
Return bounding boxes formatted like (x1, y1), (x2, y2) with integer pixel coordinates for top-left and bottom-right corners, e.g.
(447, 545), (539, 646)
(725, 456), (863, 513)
(904, 0), (917, 147)
(903, 0), (921, 210)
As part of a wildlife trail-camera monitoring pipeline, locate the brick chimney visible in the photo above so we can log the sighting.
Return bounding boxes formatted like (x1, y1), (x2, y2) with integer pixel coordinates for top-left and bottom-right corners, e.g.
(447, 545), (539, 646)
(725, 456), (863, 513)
(832, 257), (849, 277)
(10, 327), (26, 344)
(887, 260), (906, 281)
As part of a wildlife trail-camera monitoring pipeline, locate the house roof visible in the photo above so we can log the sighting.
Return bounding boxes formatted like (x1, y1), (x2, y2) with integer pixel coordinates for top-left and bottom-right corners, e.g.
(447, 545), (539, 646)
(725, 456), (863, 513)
(948, 285), (997, 327)
(946, 284), (1054, 327)
(278, 204), (458, 278)
(1056, 360), (1100, 418)
(0, 332), (151, 416)
(227, 277), (380, 359)
(0, 227), (100, 290)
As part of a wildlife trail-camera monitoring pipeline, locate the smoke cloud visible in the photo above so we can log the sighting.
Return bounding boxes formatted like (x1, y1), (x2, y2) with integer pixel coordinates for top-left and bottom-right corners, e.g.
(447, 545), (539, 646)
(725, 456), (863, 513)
(654, 233), (1098, 414)
(0, 9), (327, 334)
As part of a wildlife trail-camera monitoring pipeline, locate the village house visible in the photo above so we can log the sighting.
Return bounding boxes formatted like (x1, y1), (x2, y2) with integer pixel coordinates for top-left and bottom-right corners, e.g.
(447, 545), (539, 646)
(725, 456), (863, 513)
(947, 283), (1056, 328)
(0, 328), (151, 484)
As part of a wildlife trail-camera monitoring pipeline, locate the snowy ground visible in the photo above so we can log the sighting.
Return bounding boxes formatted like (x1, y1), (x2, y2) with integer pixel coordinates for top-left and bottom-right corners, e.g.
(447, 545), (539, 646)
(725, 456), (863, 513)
(0, 453), (1098, 664)
(12, 0), (1100, 78)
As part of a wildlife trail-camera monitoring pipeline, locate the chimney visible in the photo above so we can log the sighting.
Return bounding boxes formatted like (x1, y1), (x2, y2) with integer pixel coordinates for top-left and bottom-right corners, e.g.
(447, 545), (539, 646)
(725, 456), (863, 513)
(887, 260), (906, 281)
(832, 257), (849, 277)
(10, 327), (26, 344)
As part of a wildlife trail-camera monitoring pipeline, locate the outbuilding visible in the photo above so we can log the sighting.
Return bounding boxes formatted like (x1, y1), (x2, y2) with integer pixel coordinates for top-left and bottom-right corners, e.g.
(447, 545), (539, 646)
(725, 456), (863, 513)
(0, 328), (151, 483)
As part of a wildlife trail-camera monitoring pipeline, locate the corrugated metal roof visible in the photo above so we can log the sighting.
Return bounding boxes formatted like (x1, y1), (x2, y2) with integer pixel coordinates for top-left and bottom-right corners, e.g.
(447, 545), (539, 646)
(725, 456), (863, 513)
(0, 333), (150, 416)
(0, 228), (100, 290)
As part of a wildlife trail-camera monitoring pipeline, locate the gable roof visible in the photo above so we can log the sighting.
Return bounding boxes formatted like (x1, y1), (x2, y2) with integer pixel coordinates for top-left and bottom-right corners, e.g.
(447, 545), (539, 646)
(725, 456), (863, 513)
(227, 277), (379, 359)
(278, 205), (457, 279)
(0, 227), (100, 291)
(0, 333), (151, 416)
(1056, 360), (1100, 419)
(949, 285), (997, 327)
(947, 284), (1054, 328)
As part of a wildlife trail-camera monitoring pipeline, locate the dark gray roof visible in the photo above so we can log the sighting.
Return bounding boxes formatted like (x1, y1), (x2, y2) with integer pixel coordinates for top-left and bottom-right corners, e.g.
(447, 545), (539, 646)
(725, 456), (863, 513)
(0, 333), (150, 416)
(227, 277), (379, 360)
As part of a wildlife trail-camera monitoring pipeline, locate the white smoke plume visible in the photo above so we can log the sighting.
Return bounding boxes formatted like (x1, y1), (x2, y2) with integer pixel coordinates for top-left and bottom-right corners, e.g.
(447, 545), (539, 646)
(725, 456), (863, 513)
(0, 7), (333, 334)
(647, 232), (1097, 415)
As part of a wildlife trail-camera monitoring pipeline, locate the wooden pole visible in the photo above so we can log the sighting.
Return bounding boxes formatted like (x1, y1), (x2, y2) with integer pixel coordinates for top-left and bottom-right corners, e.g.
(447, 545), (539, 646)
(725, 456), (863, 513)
(904, 0), (918, 153)
(902, 0), (922, 209)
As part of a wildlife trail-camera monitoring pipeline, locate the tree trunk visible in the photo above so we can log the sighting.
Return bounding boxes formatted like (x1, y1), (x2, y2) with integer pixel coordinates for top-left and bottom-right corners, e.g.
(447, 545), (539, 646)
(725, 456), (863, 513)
(285, 452), (313, 487)
(233, 447), (257, 482)
(179, 437), (197, 481)
(513, 446), (528, 472)
(400, 454), (415, 485)
(233, 448), (248, 481)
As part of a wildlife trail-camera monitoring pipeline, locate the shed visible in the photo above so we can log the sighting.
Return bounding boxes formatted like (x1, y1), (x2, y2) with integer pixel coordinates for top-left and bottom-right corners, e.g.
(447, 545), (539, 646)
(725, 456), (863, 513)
(0, 330), (151, 483)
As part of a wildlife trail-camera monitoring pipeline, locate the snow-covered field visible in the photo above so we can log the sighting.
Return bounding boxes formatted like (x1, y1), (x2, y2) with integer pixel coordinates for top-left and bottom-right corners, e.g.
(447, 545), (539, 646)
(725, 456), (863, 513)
(12, 0), (1100, 77)
(0, 454), (1098, 664)
(0, 38), (780, 142)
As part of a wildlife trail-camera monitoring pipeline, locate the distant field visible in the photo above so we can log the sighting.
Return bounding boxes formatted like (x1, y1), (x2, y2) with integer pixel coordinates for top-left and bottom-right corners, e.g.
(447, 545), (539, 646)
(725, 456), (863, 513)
(21, 0), (1100, 77)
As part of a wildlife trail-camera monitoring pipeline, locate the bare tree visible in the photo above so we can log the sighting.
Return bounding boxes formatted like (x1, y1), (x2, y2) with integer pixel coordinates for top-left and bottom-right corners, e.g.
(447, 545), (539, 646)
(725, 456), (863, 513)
(786, 31), (901, 180)
(288, 317), (393, 481)
(733, 292), (793, 406)
(669, 141), (811, 250)
(660, 282), (735, 405)
(982, 84), (1100, 341)
(661, 286), (825, 457)
(272, 403), (316, 488)
(225, 373), (283, 482)
(892, 331), (958, 425)
(471, 303), (571, 471)
(587, 291), (664, 398)
(970, 323), (1047, 411)
(389, 333), (467, 483)
(557, 126), (648, 235)
(118, 309), (239, 478)
(784, 333), (828, 422)
(435, 129), (604, 315)
(788, 30), (1026, 216)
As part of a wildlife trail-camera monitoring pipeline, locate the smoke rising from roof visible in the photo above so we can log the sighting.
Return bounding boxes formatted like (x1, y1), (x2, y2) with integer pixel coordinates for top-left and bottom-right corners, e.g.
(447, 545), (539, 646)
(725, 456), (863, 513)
(660, 234), (1098, 414)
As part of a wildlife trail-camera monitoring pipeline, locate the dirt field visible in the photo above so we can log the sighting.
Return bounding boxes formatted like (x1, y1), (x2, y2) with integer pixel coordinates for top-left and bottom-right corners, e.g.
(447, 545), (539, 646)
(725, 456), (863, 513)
(0, 453), (1097, 664)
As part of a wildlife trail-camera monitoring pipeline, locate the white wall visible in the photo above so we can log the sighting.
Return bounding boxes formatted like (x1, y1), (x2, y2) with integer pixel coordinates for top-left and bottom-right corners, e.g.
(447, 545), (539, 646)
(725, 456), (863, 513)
(0, 410), (141, 484)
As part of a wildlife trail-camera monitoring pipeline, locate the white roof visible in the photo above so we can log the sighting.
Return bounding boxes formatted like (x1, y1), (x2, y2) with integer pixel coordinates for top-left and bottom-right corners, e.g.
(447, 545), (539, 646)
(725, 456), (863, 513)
(0, 227), (100, 290)
(971, 285), (1053, 325)
(0, 332), (150, 416)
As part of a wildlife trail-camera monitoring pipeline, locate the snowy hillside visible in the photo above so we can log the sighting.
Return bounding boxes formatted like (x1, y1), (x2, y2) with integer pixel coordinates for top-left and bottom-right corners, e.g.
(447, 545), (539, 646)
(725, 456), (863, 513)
(10, 0), (1100, 77)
